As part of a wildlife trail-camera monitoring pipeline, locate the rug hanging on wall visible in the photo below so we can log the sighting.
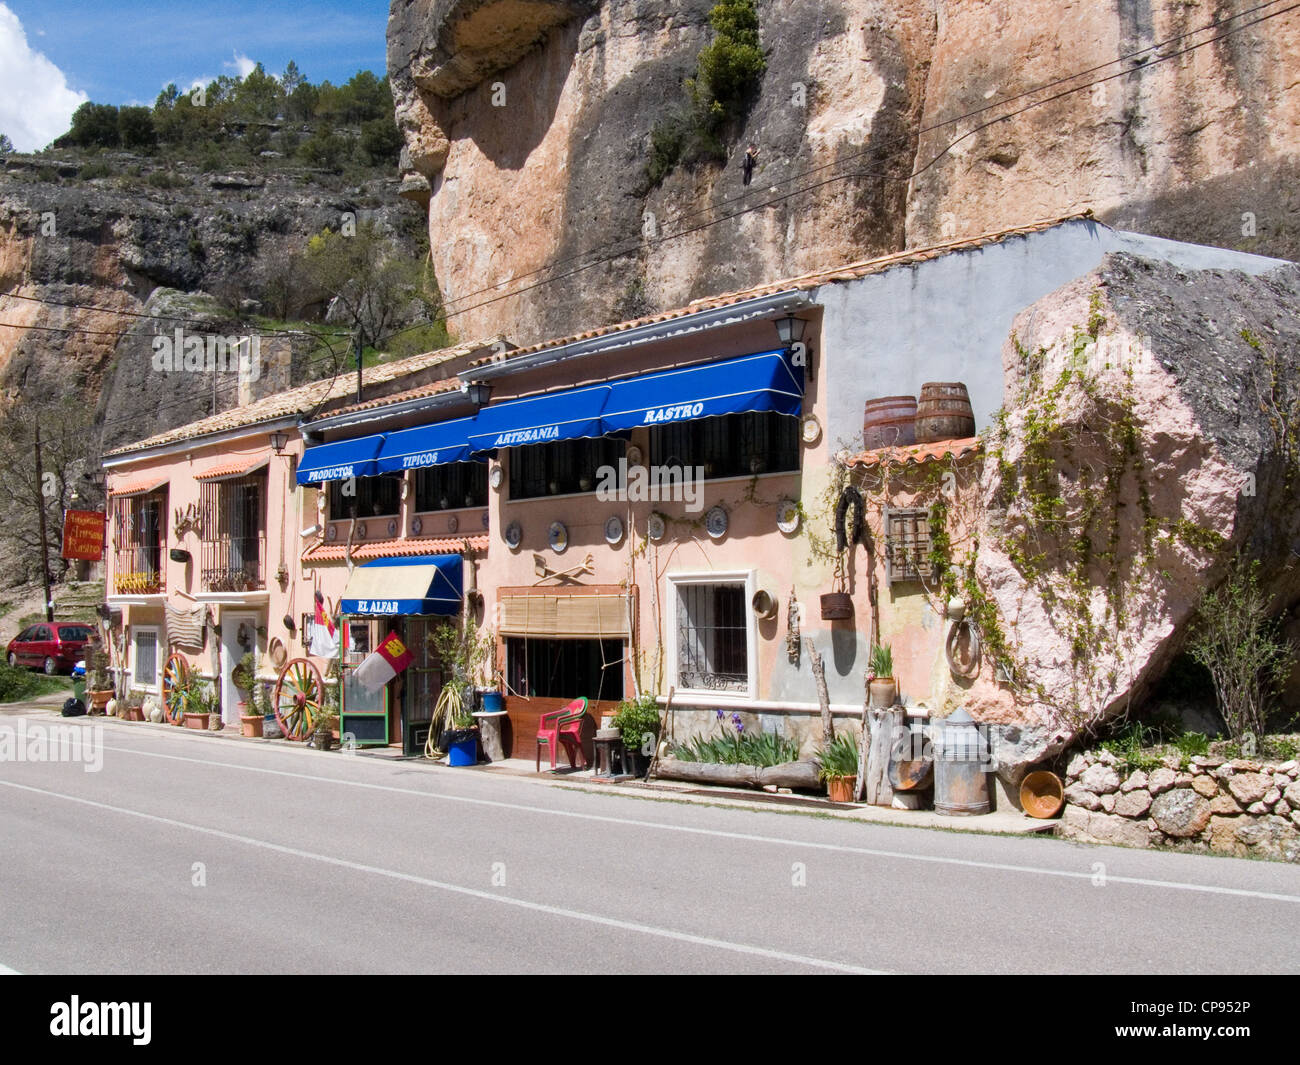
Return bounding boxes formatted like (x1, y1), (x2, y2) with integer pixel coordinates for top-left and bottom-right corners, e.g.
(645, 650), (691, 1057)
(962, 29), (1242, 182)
(164, 601), (206, 650)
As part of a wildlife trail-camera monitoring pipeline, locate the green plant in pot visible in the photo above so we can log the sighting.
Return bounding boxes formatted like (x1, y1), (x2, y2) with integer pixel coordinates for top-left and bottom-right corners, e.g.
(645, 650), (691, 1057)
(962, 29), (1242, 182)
(868, 643), (897, 708)
(180, 677), (215, 729)
(239, 673), (267, 738)
(87, 641), (113, 713)
(231, 652), (256, 705)
(311, 683), (340, 751)
(427, 619), (493, 761)
(610, 693), (662, 773)
(818, 731), (861, 803)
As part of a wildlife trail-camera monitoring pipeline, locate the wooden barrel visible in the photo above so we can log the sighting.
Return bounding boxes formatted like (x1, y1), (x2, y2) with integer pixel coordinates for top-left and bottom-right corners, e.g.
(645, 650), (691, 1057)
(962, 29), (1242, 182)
(862, 395), (917, 450)
(914, 382), (975, 443)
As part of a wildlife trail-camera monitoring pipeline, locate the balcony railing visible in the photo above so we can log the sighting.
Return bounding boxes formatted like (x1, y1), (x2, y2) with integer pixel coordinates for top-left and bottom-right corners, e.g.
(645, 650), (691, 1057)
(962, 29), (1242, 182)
(113, 548), (164, 596)
(200, 536), (266, 592)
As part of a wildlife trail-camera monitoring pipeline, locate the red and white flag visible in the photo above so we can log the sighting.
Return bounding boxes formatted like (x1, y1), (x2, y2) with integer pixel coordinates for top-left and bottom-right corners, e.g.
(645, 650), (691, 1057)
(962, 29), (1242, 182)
(352, 632), (414, 692)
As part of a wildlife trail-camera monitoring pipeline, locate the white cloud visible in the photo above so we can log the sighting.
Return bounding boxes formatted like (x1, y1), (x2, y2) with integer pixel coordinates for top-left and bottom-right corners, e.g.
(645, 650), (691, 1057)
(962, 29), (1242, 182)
(0, 3), (87, 151)
(225, 52), (257, 79)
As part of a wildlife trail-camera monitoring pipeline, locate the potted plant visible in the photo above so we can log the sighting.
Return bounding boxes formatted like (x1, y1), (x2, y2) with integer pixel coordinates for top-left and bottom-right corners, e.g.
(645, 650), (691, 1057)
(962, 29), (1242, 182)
(868, 643), (897, 708)
(310, 685), (339, 751)
(818, 731), (861, 803)
(428, 619), (494, 765)
(231, 650), (256, 711)
(123, 692), (145, 722)
(86, 642), (114, 714)
(240, 678), (266, 738)
(610, 693), (662, 776)
(180, 676), (213, 730)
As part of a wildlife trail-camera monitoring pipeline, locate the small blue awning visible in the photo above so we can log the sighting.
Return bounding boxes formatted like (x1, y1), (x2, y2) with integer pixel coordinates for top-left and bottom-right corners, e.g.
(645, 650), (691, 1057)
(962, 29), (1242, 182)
(600, 348), (804, 433)
(374, 416), (481, 475)
(467, 383), (610, 453)
(340, 554), (463, 616)
(296, 433), (386, 485)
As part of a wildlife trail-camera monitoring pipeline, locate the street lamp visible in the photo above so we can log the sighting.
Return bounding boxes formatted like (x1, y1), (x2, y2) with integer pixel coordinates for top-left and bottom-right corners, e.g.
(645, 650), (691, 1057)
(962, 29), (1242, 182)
(775, 314), (813, 379)
(464, 381), (492, 406)
(270, 431), (289, 454)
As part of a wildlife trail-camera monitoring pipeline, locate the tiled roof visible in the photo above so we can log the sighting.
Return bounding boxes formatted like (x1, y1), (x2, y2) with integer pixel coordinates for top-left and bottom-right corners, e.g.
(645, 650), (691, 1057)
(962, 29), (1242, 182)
(108, 476), (168, 496)
(318, 375), (465, 419)
(301, 535), (489, 563)
(104, 336), (501, 458)
(466, 214), (1096, 368)
(194, 455), (269, 480)
(847, 437), (982, 468)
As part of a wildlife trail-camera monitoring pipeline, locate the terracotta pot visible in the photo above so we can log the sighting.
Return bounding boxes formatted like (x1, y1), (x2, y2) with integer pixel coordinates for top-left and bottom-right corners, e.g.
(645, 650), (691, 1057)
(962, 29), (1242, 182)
(124, 707), (144, 722)
(88, 689), (113, 712)
(240, 715), (264, 738)
(820, 592), (853, 620)
(1020, 770), (1065, 819)
(182, 712), (210, 730)
(868, 678), (897, 708)
(827, 776), (857, 803)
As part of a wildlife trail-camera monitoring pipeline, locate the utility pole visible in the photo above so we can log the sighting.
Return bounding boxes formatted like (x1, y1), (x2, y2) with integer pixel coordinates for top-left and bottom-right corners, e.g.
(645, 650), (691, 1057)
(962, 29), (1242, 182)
(33, 424), (54, 623)
(355, 327), (364, 404)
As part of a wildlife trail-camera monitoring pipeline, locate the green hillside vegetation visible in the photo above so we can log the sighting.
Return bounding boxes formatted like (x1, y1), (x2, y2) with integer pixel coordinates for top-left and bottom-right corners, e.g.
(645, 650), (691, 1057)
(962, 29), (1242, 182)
(52, 62), (404, 175)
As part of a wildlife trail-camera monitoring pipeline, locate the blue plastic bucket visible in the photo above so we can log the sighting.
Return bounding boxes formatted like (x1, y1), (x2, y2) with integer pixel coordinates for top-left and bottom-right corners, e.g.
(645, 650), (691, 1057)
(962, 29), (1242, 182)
(448, 737), (478, 766)
(480, 691), (504, 713)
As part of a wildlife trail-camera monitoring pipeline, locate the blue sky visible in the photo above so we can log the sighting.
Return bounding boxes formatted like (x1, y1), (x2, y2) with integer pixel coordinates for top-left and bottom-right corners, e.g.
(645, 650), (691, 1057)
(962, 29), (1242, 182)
(0, 1), (391, 150)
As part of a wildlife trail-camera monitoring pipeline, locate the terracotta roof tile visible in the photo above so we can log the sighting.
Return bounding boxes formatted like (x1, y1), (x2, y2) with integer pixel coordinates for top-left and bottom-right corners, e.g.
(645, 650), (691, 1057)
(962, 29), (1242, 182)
(301, 535), (489, 564)
(320, 376), (465, 419)
(194, 455), (269, 480)
(105, 336), (501, 458)
(847, 437), (982, 469)
(479, 214), (1096, 365)
(108, 476), (168, 496)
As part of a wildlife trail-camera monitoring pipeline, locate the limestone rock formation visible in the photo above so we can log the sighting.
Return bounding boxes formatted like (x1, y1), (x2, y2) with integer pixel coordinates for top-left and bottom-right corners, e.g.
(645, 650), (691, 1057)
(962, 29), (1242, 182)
(388, 0), (1300, 343)
(974, 252), (1300, 780)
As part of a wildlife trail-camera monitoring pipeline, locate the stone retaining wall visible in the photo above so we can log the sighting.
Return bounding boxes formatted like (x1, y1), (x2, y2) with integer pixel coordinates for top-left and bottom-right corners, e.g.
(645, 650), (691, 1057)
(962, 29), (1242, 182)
(1058, 750), (1300, 862)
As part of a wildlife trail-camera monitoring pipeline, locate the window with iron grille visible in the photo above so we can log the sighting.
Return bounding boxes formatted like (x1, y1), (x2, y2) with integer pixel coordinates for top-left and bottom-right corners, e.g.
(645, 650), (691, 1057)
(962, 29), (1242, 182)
(133, 627), (159, 690)
(884, 507), (933, 583)
(199, 475), (266, 591)
(674, 581), (749, 693)
(509, 437), (624, 500)
(112, 492), (166, 595)
(415, 462), (488, 512)
(328, 475), (401, 520)
(649, 411), (799, 481)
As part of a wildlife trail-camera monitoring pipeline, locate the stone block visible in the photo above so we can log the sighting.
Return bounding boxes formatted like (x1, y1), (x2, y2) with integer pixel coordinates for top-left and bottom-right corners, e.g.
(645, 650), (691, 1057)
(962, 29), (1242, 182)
(1150, 789), (1213, 838)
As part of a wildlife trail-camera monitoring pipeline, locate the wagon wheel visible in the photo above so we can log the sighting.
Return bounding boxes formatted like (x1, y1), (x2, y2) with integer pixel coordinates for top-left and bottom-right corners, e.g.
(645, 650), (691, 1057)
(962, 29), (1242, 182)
(274, 658), (324, 742)
(162, 653), (189, 725)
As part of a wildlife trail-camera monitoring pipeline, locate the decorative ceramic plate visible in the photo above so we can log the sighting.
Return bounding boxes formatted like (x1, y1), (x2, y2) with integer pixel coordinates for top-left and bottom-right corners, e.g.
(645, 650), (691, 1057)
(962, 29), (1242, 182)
(268, 637), (288, 670)
(705, 506), (728, 539)
(646, 512), (666, 541)
(447, 514), (459, 533)
(411, 516), (423, 535)
(504, 521), (522, 549)
(548, 521), (568, 552)
(490, 465), (504, 489)
(626, 445), (643, 468)
(777, 500), (800, 534)
(801, 416), (822, 444)
(357, 522), (367, 538)
(326, 524), (337, 542)
(604, 515), (624, 545)
(387, 518), (398, 537)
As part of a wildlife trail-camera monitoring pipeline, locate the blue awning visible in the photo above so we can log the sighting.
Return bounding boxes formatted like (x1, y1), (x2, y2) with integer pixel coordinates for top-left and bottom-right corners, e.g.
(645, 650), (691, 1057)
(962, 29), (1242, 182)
(374, 416), (481, 475)
(340, 554), (463, 616)
(467, 383), (610, 453)
(296, 433), (386, 485)
(600, 348), (804, 432)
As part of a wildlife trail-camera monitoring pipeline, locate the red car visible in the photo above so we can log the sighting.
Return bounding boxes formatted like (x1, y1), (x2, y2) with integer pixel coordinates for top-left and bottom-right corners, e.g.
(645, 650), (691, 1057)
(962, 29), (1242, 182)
(6, 622), (94, 675)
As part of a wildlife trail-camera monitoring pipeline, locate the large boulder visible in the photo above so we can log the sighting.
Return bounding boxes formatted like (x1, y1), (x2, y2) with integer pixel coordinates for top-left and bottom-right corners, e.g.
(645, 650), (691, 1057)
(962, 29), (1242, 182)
(976, 252), (1300, 782)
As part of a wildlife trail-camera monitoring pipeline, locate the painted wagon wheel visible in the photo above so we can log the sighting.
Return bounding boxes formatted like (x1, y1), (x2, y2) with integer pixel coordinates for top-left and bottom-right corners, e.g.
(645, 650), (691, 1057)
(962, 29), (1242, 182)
(274, 658), (325, 742)
(162, 653), (190, 726)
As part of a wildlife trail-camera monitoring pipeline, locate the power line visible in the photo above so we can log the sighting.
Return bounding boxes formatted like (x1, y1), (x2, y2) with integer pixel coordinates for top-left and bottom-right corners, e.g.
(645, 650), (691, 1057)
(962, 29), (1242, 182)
(422, 0), (1295, 328)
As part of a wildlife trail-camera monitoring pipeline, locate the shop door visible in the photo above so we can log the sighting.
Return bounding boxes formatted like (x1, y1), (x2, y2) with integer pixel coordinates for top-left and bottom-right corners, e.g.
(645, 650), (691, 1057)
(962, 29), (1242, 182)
(400, 617), (444, 756)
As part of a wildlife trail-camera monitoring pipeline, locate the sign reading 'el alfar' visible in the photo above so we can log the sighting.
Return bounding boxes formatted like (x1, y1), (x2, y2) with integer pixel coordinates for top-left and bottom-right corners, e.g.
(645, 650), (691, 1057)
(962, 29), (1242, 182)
(61, 510), (106, 561)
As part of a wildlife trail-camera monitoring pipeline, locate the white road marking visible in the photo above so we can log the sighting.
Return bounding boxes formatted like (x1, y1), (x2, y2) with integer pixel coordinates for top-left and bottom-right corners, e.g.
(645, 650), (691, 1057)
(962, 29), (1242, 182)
(0, 779), (880, 975)
(83, 741), (1300, 906)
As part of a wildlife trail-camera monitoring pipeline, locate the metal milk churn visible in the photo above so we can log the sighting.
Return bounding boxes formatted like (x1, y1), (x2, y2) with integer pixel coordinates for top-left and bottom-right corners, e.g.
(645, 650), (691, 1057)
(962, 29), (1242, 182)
(933, 706), (991, 815)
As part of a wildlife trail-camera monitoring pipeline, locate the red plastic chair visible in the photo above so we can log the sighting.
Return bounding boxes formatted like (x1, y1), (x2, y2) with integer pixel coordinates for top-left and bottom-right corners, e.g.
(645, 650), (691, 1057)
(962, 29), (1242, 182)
(536, 697), (589, 771)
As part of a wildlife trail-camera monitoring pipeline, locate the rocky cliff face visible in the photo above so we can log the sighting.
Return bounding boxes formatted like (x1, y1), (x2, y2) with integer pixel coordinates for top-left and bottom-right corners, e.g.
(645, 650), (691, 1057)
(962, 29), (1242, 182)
(388, 0), (1300, 343)
(0, 152), (425, 453)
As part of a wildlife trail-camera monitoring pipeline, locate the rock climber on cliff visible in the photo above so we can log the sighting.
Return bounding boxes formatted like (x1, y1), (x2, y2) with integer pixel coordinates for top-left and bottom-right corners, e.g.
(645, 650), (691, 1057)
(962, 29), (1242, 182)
(742, 144), (759, 186)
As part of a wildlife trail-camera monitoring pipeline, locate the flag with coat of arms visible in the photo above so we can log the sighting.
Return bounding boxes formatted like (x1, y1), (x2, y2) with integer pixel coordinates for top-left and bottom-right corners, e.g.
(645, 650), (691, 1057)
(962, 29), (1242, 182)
(352, 632), (414, 692)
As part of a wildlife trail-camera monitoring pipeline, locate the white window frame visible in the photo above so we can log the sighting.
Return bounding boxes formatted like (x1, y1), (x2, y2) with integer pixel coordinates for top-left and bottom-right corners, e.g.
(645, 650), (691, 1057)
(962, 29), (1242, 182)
(131, 625), (161, 693)
(666, 570), (757, 702)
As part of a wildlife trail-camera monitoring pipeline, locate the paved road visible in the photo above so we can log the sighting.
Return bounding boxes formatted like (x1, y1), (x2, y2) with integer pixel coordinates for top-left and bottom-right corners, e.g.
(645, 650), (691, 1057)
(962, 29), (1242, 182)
(2, 710), (1298, 974)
